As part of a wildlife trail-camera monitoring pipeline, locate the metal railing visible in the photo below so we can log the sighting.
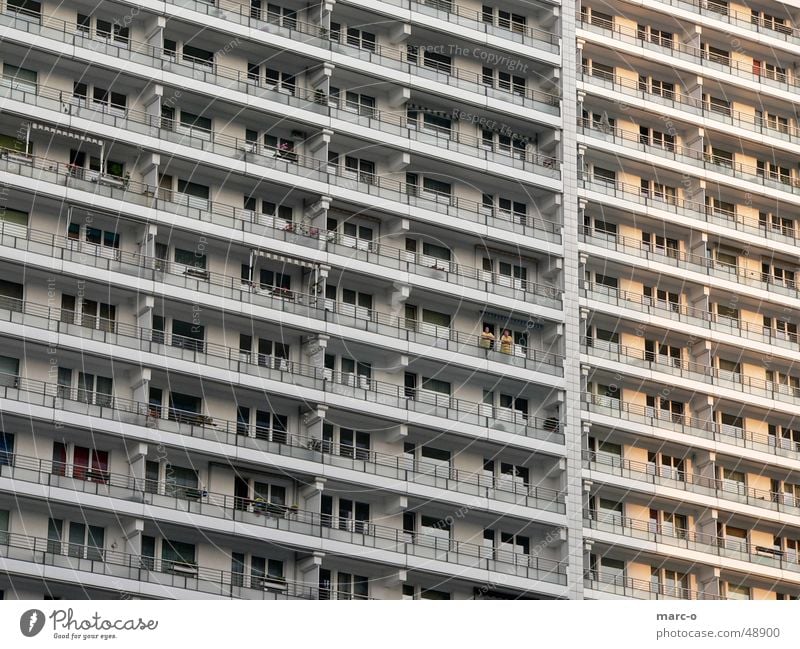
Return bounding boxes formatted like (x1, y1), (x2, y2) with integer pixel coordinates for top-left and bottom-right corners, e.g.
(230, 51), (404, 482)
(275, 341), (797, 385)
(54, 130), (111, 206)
(0, 400), (564, 512)
(580, 226), (800, 302)
(0, 113), (562, 242)
(584, 570), (720, 600)
(0, 221), (564, 378)
(583, 392), (800, 462)
(585, 509), (800, 573)
(0, 529), (364, 599)
(578, 119), (800, 196)
(579, 15), (800, 95)
(582, 336), (800, 407)
(0, 5), (561, 111)
(583, 450), (800, 517)
(578, 66), (800, 149)
(0, 450), (565, 583)
(581, 280), (800, 356)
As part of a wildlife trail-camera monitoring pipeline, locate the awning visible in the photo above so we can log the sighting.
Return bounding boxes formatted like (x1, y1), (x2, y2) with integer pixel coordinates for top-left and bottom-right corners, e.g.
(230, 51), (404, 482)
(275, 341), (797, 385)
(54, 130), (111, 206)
(482, 310), (543, 329)
(30, 122), (103, 146)
(251, 249), (318, 269)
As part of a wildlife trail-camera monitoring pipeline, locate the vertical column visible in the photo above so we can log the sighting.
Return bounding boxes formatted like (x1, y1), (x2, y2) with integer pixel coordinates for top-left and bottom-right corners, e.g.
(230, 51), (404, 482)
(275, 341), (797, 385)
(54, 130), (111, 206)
(562, 2), (586, 597)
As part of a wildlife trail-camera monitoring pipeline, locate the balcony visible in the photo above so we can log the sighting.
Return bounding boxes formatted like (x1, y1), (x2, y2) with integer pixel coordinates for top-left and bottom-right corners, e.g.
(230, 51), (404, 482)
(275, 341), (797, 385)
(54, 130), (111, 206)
(0, 452), (566, 587)
(579, 119), (800, 200)
(0, 396), (564, 516)
(581, 280), (800, 361)
(580, 225), (800, 303)
(578, 15), (800, 97)
(610, 0), (800, 47)
(584, 509), (800, 576)
(0, 118), (561, 244)
(578, 67), (800, 149)
(0, 529), (318, 600)
(582, 337), (800, 410)
(0, 7), (561, 116)
(580, 173), (800, 251)
(583, 393), (800, 464)
(583, 450), (800, 518)
(165, 0), (560, 54)
(584, 570), (719, 600)
(0, 220), (564, 374)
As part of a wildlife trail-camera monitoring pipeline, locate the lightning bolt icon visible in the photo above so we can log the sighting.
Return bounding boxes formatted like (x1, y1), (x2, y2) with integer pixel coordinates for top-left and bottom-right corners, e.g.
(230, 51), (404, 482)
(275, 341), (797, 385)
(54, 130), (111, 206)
(28, 612), (38, 632)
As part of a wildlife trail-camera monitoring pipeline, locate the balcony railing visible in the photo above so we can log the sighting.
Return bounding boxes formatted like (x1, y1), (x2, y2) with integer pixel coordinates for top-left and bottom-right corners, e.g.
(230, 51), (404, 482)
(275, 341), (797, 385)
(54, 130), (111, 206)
(0, 222), (564, 378)
(584, 570), (719, 600)
(0, 387), (564, 512)
(0, 529), (324, 600)
(584, 509), (800, 574)
(0, 170), (561, 313)
(583, 450), (800, 517)
(578, 119), (800, 197)
(0, 109), (561, 242)
(580, 226), (800, 302)
(0, 449), (565, 584)
(580, 173), (800, 250)
(12, 76), (560, 179)
(1, 451), (565, 567)
(583, 392), (800, 463)
(581, 280), (800, 359)
(578, 15), (800, 96)
(172, 0), (560, 51)
(616, 0), (800, 45)
(582, 337), (800, 408)
(578, 67), (800, 148)
(0, 6), (560, 112)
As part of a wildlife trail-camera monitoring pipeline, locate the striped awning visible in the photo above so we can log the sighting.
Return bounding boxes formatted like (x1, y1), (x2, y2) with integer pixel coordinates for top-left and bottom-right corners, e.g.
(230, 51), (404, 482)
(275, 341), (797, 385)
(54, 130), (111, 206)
(30, 122), (103, 146)
(482, 310), (543, 329)
(251, 249), (317, 269)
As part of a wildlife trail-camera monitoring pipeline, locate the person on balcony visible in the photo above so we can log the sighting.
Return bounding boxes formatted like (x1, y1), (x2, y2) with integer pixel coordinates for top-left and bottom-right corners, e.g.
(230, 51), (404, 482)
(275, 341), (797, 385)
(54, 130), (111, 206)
(500, 329), (514, 354)
(480, 326), (495, 350)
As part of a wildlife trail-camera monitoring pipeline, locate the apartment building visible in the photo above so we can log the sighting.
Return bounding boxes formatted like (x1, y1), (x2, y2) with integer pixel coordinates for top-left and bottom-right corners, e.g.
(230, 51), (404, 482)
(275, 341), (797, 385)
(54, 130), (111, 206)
(0, 0), (573, 600)
(0, 0), (796, 603)
(579, 0), (800, 600)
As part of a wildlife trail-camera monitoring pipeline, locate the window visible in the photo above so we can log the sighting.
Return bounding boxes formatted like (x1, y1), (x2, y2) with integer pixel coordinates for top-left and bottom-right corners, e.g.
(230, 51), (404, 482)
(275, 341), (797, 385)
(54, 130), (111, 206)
(706, 95), (731, 116)
(168, 391), (202, 422)
(646, 395), (684, 423)
(345, 28), (376, 52)
(321, 495), (370, 533)
(423, 50), (452, 74)
(0, 356), (18, 387)
(259, 269), (291, 295)
(0, 433), (14, 467)
(422, 177), (451, 197)
(343, 156), (376, 183)
(323, 423), (370, 460)
(341, 91), (376, 117)
(482, 5), (526, 32)
(47, 519), (104, 560)
(336, 572), (369, 599)
(638, 25), (673, 47)
(644, 340), (682, 367)
(77, 373), (113, 407)
(641, 232), (679, 257)
(758, 160), (791, 184)
(701, 43), (730, 65)
(482, 67), (525, 95)
(166, 465), (200, 499)
(651, 567), (689, 598)
(76, 13), (90, 34)
(253, 409), (288, 442)
(2, 64), (37, 92)
(643, 285), (680, 311)
(251, 556), (285, 585)
(265, 68), (295, 94)
(763, 315), (798, 342)
(174, 247), (207, 271)
(176, 179), (210, 209)
(762, 261), (796, 288)
(178, 110), (212, 138)
(6, 0), (40, 18)
(582, 58), (614, 81)
(639, 126), (675, 152)
(264, 135), (296, 160)
(266, 3), (297, 29)
(639, 75), (674, 99)
(52, 443), (109, 482)
(592, 166), (616, 185)
(162, 539), (196, 570)
(171, 318), (205, 352)
(182, 44), (214, 67)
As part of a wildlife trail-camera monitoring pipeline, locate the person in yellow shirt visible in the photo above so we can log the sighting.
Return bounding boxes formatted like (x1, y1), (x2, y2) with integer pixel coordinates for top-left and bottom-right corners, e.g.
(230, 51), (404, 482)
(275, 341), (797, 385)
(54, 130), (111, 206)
(500, 329), (514, 354)
(480, 326), (496, 350)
